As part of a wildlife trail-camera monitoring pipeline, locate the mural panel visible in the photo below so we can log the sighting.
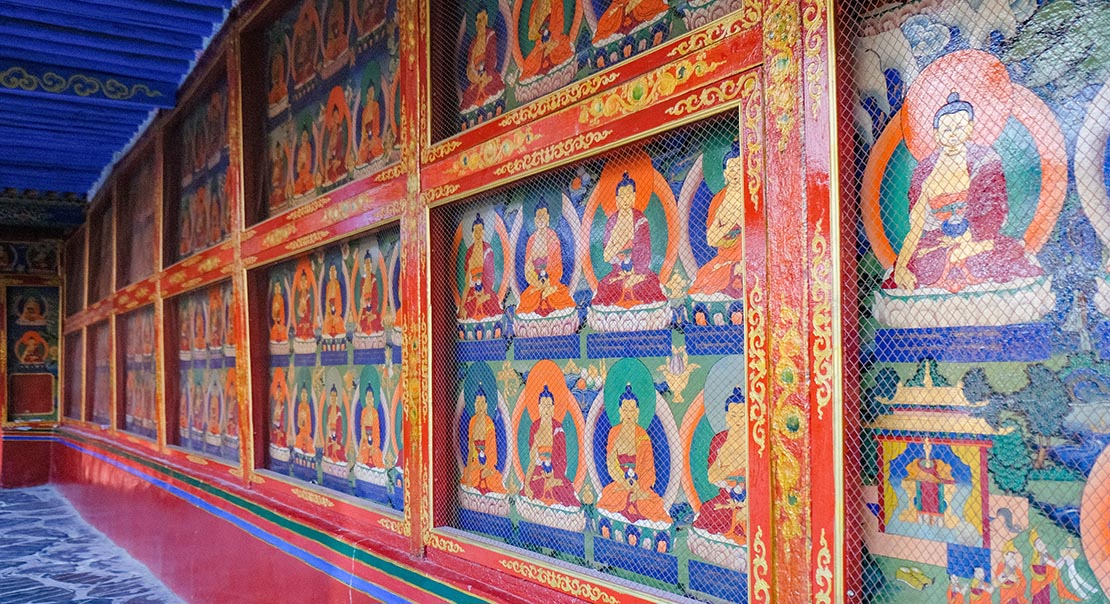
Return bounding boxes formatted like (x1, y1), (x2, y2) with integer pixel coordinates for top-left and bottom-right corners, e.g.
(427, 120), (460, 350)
(87, 320), (110, 426)
(844, 0), (1110, 602)
(87, 204), (113, 304)
(64, 233), (84, 317)
(264, 0), (401, 217)
(121, 306), (156, 439)
(442, 111), (754, 602)
(119, 159), (157, 285)
(177, 81), (231, 261)
(64, 330), (82, 421)
(174, 283), (238, 462)
(7, 286), (59, 419)
(265, 226), (404, 511)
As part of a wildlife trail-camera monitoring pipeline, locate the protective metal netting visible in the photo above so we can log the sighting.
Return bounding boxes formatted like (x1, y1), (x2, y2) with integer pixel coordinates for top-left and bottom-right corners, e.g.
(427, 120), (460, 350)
(87, 205), (112, 305)
(120, 306), (157, 439)
(174, 81), (231, 263)
(87, 320), (110, 426)
(438, 110), (750, 602)
(839, 0), (1110, 602)
(118, 159), (157, 287)
(263, 226), (405, 512)
(64, 232), (85, 317)
(64, 330), (83, 421)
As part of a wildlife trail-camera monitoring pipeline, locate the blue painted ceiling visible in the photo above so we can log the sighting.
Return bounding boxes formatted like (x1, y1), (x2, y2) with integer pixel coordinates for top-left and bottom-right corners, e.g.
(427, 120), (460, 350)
(0, 0), (233, 227)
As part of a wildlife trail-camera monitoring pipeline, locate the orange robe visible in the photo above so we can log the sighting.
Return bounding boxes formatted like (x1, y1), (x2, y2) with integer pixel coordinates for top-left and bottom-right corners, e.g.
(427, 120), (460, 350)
(995, 563), (1026, 604)
(592, 0), (669, 44)
(689, 187), (744, 298)
(691, 431), (746, 544)
(322, 276), (345, 336)
(270, 293), (289, 342)
(461, 415), (506, 494)
(357, 98), (385, 164)
(517, 227), (575, 316)
(519, 0), (574, 80)
(597, 423), (672, 523)
(357, 407), (384, 467)
(1031, 562), (1080, 603)
(462, 241), (504, 319)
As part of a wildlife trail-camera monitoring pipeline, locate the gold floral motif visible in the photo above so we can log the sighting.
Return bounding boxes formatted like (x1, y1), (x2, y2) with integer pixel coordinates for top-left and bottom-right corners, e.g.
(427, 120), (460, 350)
(322, 195), (368, 223)
(498, 560), (618, 604)
(803, 0), (827, 119)
(427, 534), (464, 554)
(751, 527), (770, 604)
(814, 529), (833, 604)
(241, 256), (258, 267)
(292, 488), (335, 508)
(186, 454), (209, 465)
(378, 517), (403, 534)
(262, 225), (297, 249)
(182, 277), (204, 290)
(766, 0), (801, 150)
(448, 128), (540, 177)
(810, 220), (832, 420)
(667, 11), (753, 58)
(286, 197), (330, 221)
(419, 184), (460, 205)
(741, 76), (764, 208)
(498, 73), (619, 128)
(285, 230), (331, 252)
(134, 286), (151, 299)
(0, 66), (163, 101)
(199, 257), (221, 274)
(746, 281), (768, 456)
(665, 72), (751, 117)
(422, 140), (462, 164)
(579, 54), (724, 126)
(182, 254), (205, 267)
(375, 162), (407, 182)
(492, 131), (612, 177)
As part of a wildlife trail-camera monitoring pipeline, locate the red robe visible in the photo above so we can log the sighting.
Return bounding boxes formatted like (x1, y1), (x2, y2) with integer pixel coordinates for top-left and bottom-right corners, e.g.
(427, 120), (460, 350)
(691, 431), (747, 544)
(519, 0), (574, 80)
(594, 209), (666, 308)
(462, 241), (504, 319)
(592, 0), (669, 43)
(461, 28), (504, 110)
(517, 227), (575, 316)
(525, 420), (579, 506)
(689, 187), (745, 298)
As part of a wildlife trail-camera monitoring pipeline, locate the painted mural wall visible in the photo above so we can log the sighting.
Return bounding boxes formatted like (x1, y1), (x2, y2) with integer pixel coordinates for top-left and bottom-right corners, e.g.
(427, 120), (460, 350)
(87, 321), (110, 426)
(7, 286), (60, 419)
(843, 0), (1110, 602)
(265, 0), (401, 217)
(265, 226), (404, 511)
(63, 331), (82, 421)
(176, 82), (231, 262)
(442, 111), (754, 603)
(175, 283), (239, 462)
(64, 232), (85, 317)
(87, 205), (113, 304)
(121, 306), (156, 439)
(119, 159), (157, 286)
(445, 0), (750, 134)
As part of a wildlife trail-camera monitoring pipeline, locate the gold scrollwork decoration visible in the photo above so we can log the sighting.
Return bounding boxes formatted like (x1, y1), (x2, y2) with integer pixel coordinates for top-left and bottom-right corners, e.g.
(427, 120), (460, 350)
(810, 220), (832, 420)
(0, 67), (163, 101)
(498, 73), (619, 128)
(378, 517), (403, 534)
(375, 162), (407, 182)
(802, 0), (827, 119)
(284, 230), (331, 252)
(422, 140), (462, 164)
(815, 529), (833, 604)
(262, 225), (297, 249)
(323, 196), (366, 223)
(448, 128), (541, 177)
(427, 534), (464, 554)
(292, 488), (335, 508)
(747, 281), (768, 455)
(286, 196), (330, 221)
(182, 277), (204, 290)
(741, 76), (763, 209)
(579, 54), (724, 126)
(493, 131), (612, 177)
(751, 527), (771, 604)
(199, 257), (221, 274)
(667, 11), (752, 58)
(167, 271), (188, 285)
(186, 455), (209, 465)
(665, 73), (749, 117)
(499, 560), (618, 604)
(765, 0), (801, 150)
(419, 183), (460, 205)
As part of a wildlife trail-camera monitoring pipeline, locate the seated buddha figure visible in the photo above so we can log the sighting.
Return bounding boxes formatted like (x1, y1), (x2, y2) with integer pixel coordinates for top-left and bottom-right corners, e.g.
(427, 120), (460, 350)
(323, 386), (347, 463)
(270, 140), (291, 209)
(292, 3), (321, 85)
(887, 93), (1042, 294)
(594, 173), (667, 309)
(597, 385), (672, 525)
(270, 371), (289, 449)
(460, 384), (506, 494)
(519, 0), (574, 81)
(460, 214), (505, 321)
(689, 144), (745, 301)
(293, 387), (315, 454)
(322, 265), (346, 338)
(691, 386), (748, 545)
(517, 201), (576, 317)
(293, 129), (317, 196)
(356, 252), (384, 336)
(357, 86), (386, 165)
(323, 0), (349, 63)
(591, 0), (669, 46)
(523, 385), (580, 507)
(323, 100), (351, 184)
(356, 385), (384, 468)
(294, 267), (316, 340)
(460, 10), (505, 111)
(270, 282), (289, 343)
(268, 49), (287, 107)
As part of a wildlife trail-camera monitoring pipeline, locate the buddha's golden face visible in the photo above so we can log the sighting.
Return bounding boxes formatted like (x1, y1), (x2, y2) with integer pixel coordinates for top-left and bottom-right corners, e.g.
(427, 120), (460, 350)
(616, 184), (635, 211)
(472, 223), (485, 243)
(534, 208), (550, 231)
(474, 394), (488, 415)
(619, 398), (638, 425)
(723, 156), (743, 185)
(725, 400), (746, 431)
(539, 395), (555, 421)
(934, 111), (973, 150)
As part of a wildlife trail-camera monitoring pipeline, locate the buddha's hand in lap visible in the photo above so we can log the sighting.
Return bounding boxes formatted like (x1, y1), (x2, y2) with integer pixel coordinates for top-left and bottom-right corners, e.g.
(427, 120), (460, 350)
(893, 263), (916, 290)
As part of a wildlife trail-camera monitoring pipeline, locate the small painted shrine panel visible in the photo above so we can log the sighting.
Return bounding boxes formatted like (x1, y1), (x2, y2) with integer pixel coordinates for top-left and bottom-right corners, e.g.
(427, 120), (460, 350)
(87, 321), (110, 426)
(174, 282), (239, 462)
(0, 241), (59, 276)
(841, 0), (1110, 602)
(119, 159), (157, 286)
(121, 306), (156, 439)
(264, 0), (401, 217)
(264, 226), (403, 511)
(7, 286), (59, 419)
(64, 331), (82, 421)
(437, 0), (745, 137)
(439, 110), (757, 602)
(176, 81), (231, 262)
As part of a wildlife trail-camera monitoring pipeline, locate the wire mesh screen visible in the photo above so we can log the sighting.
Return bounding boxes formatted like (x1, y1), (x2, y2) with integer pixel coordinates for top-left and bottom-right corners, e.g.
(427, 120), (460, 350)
(64, 330), (82, 421)
(840, 1), (1110, 602)
(262, 0), (401, 219)
(438, 111), (750, 602)
(118, 159), (157, 287)
(174, 82), (231, 263)
(87, 320), (110, 426)
(264, 226), (404, 511)
(429, 0), (746, 141)
(87, 205), (112, 305)
(120, 306), (156, 439)
(173, 282), (239, 462)
(64, 232), (85, 317)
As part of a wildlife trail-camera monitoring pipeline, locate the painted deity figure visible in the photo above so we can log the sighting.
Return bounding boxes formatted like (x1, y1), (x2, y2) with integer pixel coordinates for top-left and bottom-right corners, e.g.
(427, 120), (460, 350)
(15, 331), (47, 364)
(691, 386), (748, 545)
(519, 0), (574, 80)
(293, 387), (315, 454)
(17, 297), (46, 326)
(517, 201), (575, 316)
(270, 371), (289, 448)
(293, 129), (317, 196)
(357, 86), (385, 164)
(225, 374), (239, 438)
(322, 264), (346, 337)
(591, 0), (669, 44)
(271, 282), (289, 342)
(597, 384), (672, 524)
(292, 2), (321, 85)
(323, 0), (349, 62)
(1029, 530), (1081, 603)
(324, 100), (351, 184)
(207, 387), (221, 436)
(460, 384), (506, 494)
(947, 575), (968, 604)
(968, 568), (993, 604)
(523, 385), (579, 507)
(887, 93), (1042, 293)
(595, 173), (666, 308)
(461, 10), (505, 110)
(460, 214), (504, 320)
(356, 385), (384, 467)
(901, 439), (956, 526)
(323, 386), (347, 462)
(354, 0), (385, 36)
(294, 267), (316, 340)
(269, 48), (288, 106)
(995, 541), (1026, 604)
(270, 140), (291, 208)
(689, 144), (745, 300)
(356, 252), (384, 335)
